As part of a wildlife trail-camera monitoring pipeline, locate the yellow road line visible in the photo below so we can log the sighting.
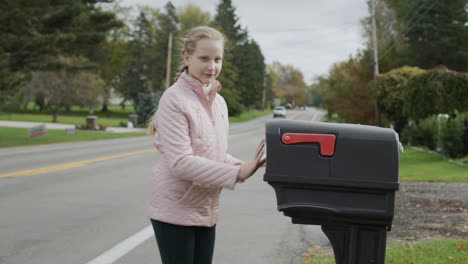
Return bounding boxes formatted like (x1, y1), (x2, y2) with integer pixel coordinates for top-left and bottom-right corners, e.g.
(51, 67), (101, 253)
(287, 112), (301, 120)
(0, 149), (156, 179)
(229, 128), (265, 138)
(1, 115), (301, 179)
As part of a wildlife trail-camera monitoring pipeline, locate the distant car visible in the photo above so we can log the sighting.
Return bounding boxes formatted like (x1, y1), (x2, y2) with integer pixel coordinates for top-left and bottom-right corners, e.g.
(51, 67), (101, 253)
(273, 106), (287, 118)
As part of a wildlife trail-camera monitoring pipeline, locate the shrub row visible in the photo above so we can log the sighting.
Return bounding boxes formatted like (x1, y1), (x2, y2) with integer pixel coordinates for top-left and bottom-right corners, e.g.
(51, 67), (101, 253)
(401, 112), (468, 158)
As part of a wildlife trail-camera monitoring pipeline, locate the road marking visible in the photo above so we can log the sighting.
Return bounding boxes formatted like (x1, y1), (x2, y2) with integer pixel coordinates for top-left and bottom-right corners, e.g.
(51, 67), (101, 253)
(0, 149), (156, 179)
(287, 112), (301, 120)
(85, 114), (304, 263)
(0, 125), (272, 179)
(86, 225), (154, 264)
(229, 128), (264, 138)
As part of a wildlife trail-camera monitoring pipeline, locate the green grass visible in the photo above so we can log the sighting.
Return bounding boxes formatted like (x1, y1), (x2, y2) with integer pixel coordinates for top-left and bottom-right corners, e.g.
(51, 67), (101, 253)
(0, 108), (273, 148)
(0, 113), (127, 127)
(2, 106), (271, 126)
(8, 103), (135, 119)
(299, 239), (468, 264)
(0, 127), (145, 148)
(399, 147), (468, 182)
(229, 109), (272, 123)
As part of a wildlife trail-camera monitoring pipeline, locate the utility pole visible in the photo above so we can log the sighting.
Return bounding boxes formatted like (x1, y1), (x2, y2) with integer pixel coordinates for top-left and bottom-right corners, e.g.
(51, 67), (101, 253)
(370, 0), (381, 125)
(165, 32), (173, 89)
(262, 69), (269, 109)
(371, 0), (379, 78)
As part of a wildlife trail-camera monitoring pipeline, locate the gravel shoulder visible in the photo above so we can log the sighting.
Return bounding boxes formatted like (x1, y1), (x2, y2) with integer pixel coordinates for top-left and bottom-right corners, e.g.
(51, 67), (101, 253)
(301, 182), (468, 260)
(389, 182), (468, 242)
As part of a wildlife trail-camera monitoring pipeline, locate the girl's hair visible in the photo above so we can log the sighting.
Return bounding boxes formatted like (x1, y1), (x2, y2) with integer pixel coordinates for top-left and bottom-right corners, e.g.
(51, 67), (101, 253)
(175, 26), (226, 81)
(147, 26), (226, 135)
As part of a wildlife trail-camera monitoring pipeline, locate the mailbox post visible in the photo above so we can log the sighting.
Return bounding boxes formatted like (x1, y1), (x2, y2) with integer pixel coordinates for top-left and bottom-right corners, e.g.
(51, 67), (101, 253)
(264, 120), (400, 264)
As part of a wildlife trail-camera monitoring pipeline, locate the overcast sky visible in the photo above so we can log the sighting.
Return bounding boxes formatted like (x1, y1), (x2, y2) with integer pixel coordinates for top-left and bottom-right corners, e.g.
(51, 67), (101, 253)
(119, 0), (370, 85)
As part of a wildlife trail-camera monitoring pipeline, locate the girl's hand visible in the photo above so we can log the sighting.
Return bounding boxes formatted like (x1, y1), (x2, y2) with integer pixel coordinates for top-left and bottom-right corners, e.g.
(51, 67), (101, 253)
(237, 139), (267, 183)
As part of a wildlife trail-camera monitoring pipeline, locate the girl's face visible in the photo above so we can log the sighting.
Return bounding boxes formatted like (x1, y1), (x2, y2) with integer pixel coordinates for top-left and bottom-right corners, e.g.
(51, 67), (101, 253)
(184, 38), (223, 85)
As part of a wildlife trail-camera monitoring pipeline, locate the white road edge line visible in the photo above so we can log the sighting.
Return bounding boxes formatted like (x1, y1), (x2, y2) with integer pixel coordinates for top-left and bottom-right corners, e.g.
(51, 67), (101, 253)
(86, 225), (153, 264)
(86, 113), (324, 264)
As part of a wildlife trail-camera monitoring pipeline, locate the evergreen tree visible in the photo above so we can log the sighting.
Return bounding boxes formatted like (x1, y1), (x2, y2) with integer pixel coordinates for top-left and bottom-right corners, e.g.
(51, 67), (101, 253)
(118, 11), (154, 107)
(153, 2), (180, 88)
(214, 0), (268, 115)
(0, 0), (122, 107)
(177, 4), (211, 35)
(235, 40), (266, 108)
(386, 0), (468, 71)
(137, 91), (161, 125)
(213, 0), (247, 45)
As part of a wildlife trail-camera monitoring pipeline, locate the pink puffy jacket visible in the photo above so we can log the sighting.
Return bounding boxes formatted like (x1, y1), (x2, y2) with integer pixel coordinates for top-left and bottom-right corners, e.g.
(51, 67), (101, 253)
(148, 71), (244, 227)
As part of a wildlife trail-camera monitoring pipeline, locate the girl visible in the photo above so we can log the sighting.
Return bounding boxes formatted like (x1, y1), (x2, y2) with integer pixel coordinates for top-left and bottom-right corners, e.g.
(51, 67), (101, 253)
(147, 26), (266, 264)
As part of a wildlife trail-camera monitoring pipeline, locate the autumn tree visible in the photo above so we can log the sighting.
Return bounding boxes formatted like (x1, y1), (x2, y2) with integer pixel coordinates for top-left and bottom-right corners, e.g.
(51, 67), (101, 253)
(270, 61), (307, 106)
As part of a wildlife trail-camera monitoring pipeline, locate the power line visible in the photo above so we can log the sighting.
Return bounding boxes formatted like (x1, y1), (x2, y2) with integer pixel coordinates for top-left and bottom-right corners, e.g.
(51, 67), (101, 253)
(377, 0), (440, 61)
(398, 0), (428, 27)
(377, 0), (434, 60)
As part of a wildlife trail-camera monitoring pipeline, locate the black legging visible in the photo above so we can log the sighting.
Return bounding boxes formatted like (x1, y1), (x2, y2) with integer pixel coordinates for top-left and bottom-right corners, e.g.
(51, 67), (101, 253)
(150, 219), (216, 264)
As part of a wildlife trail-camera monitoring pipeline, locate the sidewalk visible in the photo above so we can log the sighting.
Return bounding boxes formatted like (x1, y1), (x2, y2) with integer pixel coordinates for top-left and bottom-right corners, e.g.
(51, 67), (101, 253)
(0, 120), (146, 133)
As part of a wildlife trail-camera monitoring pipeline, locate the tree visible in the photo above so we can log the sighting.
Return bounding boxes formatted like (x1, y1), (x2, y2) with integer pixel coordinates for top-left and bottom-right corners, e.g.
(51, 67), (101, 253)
(33, 57), (106, 122)
(213, 0), (254, 115)
(156, 2), (180, 87)
(373, 66), (425, 132)
(117, 10), (155, 106)
(235, 40), (266, 108)
(403, 66), (468, 120)
(0, 49), (26, 109)
(385, 0), (468, 71)
(91, 2), (133, 112)
(0, 0), (122, 108)
(361, 0), (401, 73)
(270, 61), (307, 106)
(213, 0), (247, 45)
(137, 91), (161, 125)
(177, 4), (211, 35)
(314, 52), (376, 125)
(307, 79), (325, 108)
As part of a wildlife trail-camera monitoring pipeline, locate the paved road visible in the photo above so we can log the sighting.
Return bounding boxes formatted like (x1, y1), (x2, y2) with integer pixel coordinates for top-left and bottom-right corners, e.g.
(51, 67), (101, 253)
(0, 108), (328, 264)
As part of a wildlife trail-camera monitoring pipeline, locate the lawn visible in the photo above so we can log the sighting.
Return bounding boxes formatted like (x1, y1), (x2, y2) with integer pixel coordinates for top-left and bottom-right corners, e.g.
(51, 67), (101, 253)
(0, 107), (273, 148)
(0, 127), (146, 148)
(8, 103), (135, 119)
(1, 107), (272, 126)
(299, 239), (467, 264)
(229, 109), (272, 123)
(0, 113), (127, 127)
(399, 147), (468, 182)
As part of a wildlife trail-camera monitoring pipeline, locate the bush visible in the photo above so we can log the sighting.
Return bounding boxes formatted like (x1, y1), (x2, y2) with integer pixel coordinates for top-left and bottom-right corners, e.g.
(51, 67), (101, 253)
(439, 113), (466, 158)
(137, 92), (161, 125)
(221, 89), (245, 117)
(401, 116), (438, 149)
(373, 66), (425, 132)
(403, 67), (468, 120)
(402, 112), (468, 158)
(323, 112), (344, 123)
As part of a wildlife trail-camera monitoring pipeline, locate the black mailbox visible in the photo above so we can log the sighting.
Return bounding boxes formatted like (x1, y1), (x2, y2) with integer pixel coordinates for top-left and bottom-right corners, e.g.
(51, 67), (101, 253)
(264, 120), (400, 264)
